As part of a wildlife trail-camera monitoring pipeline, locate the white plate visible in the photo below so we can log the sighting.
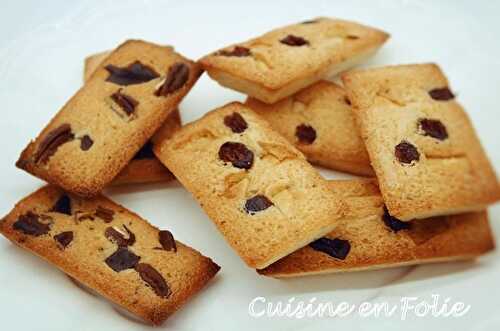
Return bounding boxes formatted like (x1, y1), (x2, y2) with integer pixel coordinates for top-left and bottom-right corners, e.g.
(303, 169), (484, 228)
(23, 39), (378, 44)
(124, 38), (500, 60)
(1, 1), (499, 330)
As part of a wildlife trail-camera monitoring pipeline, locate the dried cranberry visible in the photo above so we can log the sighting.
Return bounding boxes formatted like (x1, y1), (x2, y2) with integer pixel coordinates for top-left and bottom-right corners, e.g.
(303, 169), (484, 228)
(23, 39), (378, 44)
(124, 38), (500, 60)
(418, 118), (448, 140)
(218, 142), (254, 169)
(295, 124), (316, 144)
(224, 112), (248, 133)
(395, 141), (420, 164)
(309, 237), (351, 260)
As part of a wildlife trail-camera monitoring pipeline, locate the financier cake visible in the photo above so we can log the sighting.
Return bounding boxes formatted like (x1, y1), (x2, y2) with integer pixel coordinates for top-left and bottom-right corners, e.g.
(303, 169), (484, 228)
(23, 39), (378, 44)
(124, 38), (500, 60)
(83, 50), (180, 185)
(259, 179), (494, 277)
(0, 185), (220, 325)
(342, 63), (500, 221)
(154, 102), (347, 269)
(17, 40), (202, 196)
(200, 17), (389, 103)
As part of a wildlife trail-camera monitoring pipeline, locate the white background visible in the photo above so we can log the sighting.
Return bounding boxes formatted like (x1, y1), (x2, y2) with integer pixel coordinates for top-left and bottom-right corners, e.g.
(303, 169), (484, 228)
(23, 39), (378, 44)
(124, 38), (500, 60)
(0, 0), (499, 330)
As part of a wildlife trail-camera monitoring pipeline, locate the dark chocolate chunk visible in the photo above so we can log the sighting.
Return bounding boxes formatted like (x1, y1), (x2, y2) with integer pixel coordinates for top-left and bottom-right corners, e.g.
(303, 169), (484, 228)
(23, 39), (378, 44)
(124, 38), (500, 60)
(95, 206), (114, 223)
(395, 141), (420, 164)
(218, 46), (251, 57)
(13, 212), (51, 236)
(418, 118), (448, 140)
(135, 263), (171, 298)
(346, 35), (360, 40)
(105, 225), (135, 247)
(295, 124), (317, 144)
(54, 231), (74, 249)
(218, 142), (254, 169)
(105, 61), (159, 86)
(244, 195), (274, 214)
(105, 247), (140, 272)
(158, 230), (177, 252)
(110, 89), (138, 115)
(280, 34), (309, 46)
(155, 62), (190, 96)
(301, 19), (318, 24)
(80, 135), (94, 151)
(344, 96), (351, 105)
(224, 112), (248, 133)
(133, 141), (155, 160)
(34, 124), (74, 164)
(51, 194), (71, 215)
(429, 87), (455, 101)
(309, 237), (351, 260)
(382, 206), (410, 232)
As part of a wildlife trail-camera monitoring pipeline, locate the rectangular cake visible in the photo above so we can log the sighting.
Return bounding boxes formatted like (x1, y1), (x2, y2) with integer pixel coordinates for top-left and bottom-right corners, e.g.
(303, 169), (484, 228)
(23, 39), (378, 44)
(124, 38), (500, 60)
(259, 179), (495, 277)
(17, 40), (202, 196)
(0, 185), (220, 324)
(342, 63), (500, 220)
(154, 102), (346, 269)
(200, 17), (389, 103)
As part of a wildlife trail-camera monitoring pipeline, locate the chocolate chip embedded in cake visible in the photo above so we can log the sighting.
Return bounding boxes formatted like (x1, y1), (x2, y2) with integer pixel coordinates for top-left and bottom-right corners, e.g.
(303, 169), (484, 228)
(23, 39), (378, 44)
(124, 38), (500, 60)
(218, 142), (254, 169)
(280, 34), (309, 46)
(224, 112), (248, 133)
(382, 206), (410, 232)
(13, 212), (52, 236)
(217, 46), (251, 57)
(309, 237), (351, 260)
(295, 124), (316, 144)
(105, 61), (159, 86)
(394, 141), (420, 164)
(54, 231), (74, 249)
(110, 89), (139, 116)
(418, 118), (448, 140)
(155, 62), (190, 96)
(428, 87), (454, 101)
(158, 230), (177, 252)
(33, 124), (74, 165)
(244, 195), (274, 214)
(80, 135), (94, 151)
